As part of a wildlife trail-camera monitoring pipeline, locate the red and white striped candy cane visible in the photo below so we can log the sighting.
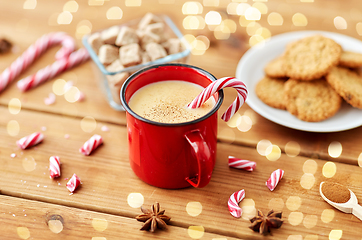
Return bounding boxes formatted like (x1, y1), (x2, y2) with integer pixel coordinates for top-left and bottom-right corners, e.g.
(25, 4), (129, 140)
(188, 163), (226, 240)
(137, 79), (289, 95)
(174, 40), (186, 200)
(266, 169), (284, 191)
(16, 132), (44, 150)
(79, 134), (103, 156)
(228, 156), (256, 172)
(228, 189), (245, 218)
(66, 173), (81, 193)
(49, 156), (61, 179)
(188, 77), (248, 122)
(17, 48), (89, 91)
(0, 32), (75, 92)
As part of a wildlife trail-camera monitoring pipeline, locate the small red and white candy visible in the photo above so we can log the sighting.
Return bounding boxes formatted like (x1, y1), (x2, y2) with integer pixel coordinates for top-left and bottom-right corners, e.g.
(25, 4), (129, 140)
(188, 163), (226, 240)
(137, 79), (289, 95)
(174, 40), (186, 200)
(228, 156), (256, 172)
(49, 156), (61, 179)
(16, 132), (44, 150)
(79, 134), (103, 156)
(66, 173), (81, 193)
(266, 169), (284, 191)
(228, 189), (245, 218)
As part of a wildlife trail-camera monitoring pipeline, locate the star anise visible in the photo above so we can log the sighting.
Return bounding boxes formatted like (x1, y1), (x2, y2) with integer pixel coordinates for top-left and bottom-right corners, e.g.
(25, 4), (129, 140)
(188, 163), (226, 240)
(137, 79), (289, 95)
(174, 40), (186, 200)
(249, 209), (283, 235)
(136, 202), (171, 232)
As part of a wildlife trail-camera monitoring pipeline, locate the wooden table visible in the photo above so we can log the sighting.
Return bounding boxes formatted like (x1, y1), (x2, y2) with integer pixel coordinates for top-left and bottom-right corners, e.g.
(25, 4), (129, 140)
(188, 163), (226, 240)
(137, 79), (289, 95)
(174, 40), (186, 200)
(1, 0), (362, 239)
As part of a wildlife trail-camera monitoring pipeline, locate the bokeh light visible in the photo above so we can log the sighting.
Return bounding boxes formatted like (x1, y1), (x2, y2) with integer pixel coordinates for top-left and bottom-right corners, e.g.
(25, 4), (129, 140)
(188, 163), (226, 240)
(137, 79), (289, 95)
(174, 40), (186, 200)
(8, 98), (22, 115)
(125, 0), (142, 6)
(221, 19), (237, 33)
(17, 227), (30, 240)
(245, 7), (261, 20)
(64, 86), (81, 103)
(23, 0), (37, 9)
(358, 153), (362, 168)
(127, 193), (144, 208)
(203, 0), (219, 6)
(292, 13), (308, 26)
(287, 236), (303, 240)
(285, 141), (300, 157)
(300, 173), (315, 189)
(182, 1), (203, 15)
(329, 230), (343, 240)
(237, 115), (252, 132)
(186, 202), (203, 217)
(328, 141), (342, 158)
(53, 79), (67, 96)
(356, 22), (362, 36)
(188, 226), (205, 239)
(268, 12), (283, 26)
(246, 22), (261, 36)
(257, 139), (272, 156)
(92, 218), (108, 232)
(106, 6), (123, 20)
(252, 2), (268, 14)
(76, 20), (92, 39)
(303, 159), (318, 174)
(226, 2), (239, 15)
(183, 16), (205, 30)
(214, 25), (230, 40)
(303, 215), (318, 229)
(48, 219), (64, 234)
(236, 3), (251, 16)
(88, 0), (104, 6)
(80, 116), (97, 132)
(63, 0), (79, 12)
(288, 212), (304, 226)
(240, 198), (256, 220)
(266, 144), (281, 161)
(321, 209), (335, 223)
(286, 196), (301, 211)
(57, 11), (73, 25)
(7, 120), (20, 136)
(322, 162), (337, 178)
(334, 16), (347, 30)
(205, 11), (222, 25)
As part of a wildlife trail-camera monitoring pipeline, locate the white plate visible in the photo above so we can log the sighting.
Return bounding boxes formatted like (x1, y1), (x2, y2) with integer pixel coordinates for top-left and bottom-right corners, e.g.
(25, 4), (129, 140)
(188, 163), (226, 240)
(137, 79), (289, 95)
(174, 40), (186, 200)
(236, 30), (362, 132)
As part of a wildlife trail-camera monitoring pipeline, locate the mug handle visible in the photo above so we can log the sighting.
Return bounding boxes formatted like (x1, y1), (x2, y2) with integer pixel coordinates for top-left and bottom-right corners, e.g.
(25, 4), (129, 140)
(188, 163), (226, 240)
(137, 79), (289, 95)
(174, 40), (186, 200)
(185, 130), (214, 188)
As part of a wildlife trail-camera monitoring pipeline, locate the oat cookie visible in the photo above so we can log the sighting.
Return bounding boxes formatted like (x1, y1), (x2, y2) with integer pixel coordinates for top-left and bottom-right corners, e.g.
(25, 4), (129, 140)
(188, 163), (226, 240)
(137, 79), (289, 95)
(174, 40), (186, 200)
(339, 51), (362, 68)
(264, 56), (287, 78)
(283, 35), (342, 81)
(255, 76), (287, 110)
(284, 78), (342, 122)
(326, 66), (362, 108)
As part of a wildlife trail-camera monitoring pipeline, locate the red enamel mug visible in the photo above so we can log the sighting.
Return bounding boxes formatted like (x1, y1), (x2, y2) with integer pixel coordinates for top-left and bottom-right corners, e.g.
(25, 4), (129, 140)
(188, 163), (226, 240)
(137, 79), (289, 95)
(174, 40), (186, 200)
(120, 64), (224, 189)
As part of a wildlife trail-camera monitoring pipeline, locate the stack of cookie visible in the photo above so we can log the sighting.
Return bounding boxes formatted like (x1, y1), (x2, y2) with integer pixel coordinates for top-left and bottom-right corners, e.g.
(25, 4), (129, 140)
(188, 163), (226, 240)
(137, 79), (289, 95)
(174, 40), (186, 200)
(255, 35), (362, 122)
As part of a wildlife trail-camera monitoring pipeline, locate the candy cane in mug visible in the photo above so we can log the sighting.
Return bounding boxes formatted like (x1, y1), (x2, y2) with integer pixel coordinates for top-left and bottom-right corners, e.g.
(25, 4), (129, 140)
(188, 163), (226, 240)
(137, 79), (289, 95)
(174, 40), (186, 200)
(0, 32), (75, 92)
(228, 189), (245, 218)
(188, 77), (248, 122)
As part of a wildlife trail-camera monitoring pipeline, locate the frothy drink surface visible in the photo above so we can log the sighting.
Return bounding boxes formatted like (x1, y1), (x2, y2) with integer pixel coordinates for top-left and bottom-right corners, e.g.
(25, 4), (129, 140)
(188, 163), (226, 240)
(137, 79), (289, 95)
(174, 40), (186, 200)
(128, 80), (216, 123)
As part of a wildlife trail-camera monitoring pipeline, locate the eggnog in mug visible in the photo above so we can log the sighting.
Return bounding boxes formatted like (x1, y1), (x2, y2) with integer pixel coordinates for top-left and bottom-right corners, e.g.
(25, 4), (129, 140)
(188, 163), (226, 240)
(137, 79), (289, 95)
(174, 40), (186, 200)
(128, 80), (216, 123)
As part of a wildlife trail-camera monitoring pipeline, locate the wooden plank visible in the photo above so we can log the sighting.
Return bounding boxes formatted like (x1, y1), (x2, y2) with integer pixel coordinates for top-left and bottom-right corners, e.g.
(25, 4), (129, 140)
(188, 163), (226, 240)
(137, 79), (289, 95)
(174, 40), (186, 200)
(1, 107), (362, 239)
(0, 194), (242, 240)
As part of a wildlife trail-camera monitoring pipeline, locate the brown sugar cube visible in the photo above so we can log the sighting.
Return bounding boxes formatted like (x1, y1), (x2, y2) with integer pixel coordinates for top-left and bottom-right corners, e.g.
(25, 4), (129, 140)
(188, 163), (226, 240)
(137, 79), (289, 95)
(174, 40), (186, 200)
(163, 38), (183, 54)
(106, 59), (124, 72)
(87, 32), (102, 54)
(144, 22), (164, 36)
(115, 26), (139, 46)
(142, 52), (151, 64)
(106, 71), (130, 104)
(138, 12), (162, 30)
(141, 31), (161, 48)
(101, 26), (120, 45)
(98, 44), (119, 65)
(145, 42), (167, 61)
(119, 43), (142, 67)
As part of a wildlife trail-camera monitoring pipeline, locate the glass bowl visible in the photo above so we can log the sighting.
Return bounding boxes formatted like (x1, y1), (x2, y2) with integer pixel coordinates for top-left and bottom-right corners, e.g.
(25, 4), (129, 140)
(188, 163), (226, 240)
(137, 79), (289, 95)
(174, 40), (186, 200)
(82, 14), (191, 111)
